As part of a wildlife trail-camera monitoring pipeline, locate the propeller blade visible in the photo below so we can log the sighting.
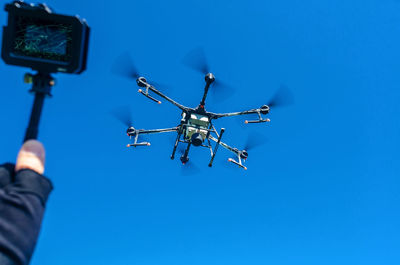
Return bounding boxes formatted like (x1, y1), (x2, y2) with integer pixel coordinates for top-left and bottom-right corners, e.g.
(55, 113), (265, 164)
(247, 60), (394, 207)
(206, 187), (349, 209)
(183, 48), (236, 103)
(267, 84), (294, 108)
(110, 105), (133, 127)
(111, 52), (141, 80)
(181, 160), (201, 176)
(112, 52), (172, 93)
(209, 79), (236, 102)
(178, 144), (186, 154)
(243, 131), (268, 151)
(182, 47), (210, 75)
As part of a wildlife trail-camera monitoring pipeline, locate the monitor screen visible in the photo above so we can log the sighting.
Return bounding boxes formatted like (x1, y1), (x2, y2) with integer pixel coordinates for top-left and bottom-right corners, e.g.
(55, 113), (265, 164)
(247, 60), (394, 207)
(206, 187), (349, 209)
(12, 15), (73, 62)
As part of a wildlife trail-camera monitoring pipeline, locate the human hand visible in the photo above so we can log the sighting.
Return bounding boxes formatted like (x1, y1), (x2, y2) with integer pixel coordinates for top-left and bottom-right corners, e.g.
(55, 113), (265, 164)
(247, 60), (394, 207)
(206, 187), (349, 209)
(15, 140), (45, 174)
(0, 140), (52, 265)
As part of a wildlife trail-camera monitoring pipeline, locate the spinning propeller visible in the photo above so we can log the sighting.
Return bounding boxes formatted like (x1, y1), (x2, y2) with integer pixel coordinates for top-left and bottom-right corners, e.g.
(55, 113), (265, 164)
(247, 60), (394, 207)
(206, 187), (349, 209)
(111, 52), (169, 92)
(182, 47), (235, 100)
(110, 105), (133, 129)
(236, 84), (293, 126)
(223, 131), (267, 170)
(240, 131), (268, 159)
(267, 84), (294, 108)
(110, 105), (149, 145)
(111, 52), (141, 80)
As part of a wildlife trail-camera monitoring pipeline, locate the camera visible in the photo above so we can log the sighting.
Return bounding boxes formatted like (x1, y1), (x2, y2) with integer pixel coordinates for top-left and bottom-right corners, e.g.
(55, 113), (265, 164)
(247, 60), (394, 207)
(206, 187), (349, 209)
(1, 1), (90, 141)
(2, 1), (90, 74)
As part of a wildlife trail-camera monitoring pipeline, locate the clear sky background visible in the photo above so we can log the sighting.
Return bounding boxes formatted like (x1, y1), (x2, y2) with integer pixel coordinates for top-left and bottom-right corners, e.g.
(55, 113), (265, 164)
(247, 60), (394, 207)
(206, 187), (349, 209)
(1, 0), (400, 264)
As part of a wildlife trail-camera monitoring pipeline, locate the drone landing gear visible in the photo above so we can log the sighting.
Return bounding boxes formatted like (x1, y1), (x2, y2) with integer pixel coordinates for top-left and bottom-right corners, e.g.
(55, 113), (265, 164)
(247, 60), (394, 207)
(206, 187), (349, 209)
(127, 142), (150, 147)
(171, 127), (183, 160)
(228, 149), (248, 170)
(228, 158), (247, 170)
(127, 133), (150, 147)
(245, 109), (271, 124)
(180, 142), (191, 165)
(136, 77), (163, 104)
(138, 88), (161, 104)
(208, 128), (225, 167)
(245, 118), (270, 124)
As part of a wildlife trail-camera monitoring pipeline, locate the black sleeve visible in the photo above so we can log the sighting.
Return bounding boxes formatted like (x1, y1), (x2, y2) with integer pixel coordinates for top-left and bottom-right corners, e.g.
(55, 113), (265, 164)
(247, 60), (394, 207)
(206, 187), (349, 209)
(0, 163), (53, 265)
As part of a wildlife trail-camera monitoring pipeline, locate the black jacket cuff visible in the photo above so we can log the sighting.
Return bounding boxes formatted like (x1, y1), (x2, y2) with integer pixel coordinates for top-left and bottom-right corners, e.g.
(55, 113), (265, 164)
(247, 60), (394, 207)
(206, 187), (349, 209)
(11, 169), (53, 206)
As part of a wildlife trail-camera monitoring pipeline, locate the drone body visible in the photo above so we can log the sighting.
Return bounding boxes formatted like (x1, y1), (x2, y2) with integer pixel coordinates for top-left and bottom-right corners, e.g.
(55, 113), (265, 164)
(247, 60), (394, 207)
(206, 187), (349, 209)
(111, 49), (292, 170)
(125, 72), (272, 170)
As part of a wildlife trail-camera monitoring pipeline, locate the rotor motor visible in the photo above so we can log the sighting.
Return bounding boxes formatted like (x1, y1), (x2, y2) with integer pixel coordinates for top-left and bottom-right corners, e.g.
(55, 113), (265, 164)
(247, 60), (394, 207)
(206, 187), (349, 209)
(240, 150), (248, 159)
(260, 105), (270, 115)
(126, 126), (136, 136)
(136, 77), (147, 87)
(205, 73), (215, 83)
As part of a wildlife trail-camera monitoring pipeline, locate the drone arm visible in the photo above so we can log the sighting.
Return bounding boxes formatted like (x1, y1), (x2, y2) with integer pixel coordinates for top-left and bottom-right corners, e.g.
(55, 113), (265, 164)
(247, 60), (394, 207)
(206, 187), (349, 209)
(210, 108), (270, 123)
(170, 127), (183, 160)
(211, 109), (260, 119)
(137, 77), (188, 111)
(147, 85), (188, 111)
(127, 127), (179, 147)
(209, 135), (239, 156)
(138, 127), (179, 135)
(208, 128), (225, 167)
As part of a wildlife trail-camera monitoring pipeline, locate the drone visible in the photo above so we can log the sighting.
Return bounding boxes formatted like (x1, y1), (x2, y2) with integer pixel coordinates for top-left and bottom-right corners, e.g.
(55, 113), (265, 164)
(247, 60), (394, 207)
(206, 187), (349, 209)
(113, 49), (291, 170)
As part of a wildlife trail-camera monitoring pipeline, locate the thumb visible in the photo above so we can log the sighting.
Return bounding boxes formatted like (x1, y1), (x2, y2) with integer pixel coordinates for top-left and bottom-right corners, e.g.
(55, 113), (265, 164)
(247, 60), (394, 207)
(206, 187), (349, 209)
(15, 140), (45, 175)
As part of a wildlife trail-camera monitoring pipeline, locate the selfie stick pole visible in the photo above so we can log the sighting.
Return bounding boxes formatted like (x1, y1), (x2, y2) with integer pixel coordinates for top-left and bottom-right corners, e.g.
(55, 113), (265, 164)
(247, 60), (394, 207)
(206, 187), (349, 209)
(23, 72), (54, 142)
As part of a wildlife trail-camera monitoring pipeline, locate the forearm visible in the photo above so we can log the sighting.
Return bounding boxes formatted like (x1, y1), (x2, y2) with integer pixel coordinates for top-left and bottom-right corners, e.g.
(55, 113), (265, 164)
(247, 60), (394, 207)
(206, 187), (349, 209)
(0, 167), (52, 265)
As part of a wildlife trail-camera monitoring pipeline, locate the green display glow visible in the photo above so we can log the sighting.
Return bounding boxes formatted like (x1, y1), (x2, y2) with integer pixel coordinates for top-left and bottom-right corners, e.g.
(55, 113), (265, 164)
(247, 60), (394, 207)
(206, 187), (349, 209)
(13, 16), (73, 62)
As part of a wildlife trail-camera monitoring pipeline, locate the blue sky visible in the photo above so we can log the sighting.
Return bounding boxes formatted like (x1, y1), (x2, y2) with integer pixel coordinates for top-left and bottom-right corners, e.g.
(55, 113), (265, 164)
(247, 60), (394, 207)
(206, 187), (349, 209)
(1, 0), (400, 264)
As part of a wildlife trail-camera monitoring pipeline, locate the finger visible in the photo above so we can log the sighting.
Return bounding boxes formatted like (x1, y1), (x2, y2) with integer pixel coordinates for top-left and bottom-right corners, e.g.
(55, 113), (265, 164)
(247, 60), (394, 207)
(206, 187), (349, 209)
(0, 163), (15, 188)
(15, 140), (45, 175)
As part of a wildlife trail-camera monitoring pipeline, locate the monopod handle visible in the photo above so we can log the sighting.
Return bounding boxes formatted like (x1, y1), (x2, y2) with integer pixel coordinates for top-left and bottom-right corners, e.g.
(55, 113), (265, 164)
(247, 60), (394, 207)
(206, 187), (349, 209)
(23, 73), (53, 142)
(24, 92), (46, 142)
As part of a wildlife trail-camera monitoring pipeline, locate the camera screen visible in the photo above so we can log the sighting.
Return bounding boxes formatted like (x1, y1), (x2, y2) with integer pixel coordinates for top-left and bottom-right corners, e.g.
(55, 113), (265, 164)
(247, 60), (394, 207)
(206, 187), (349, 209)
(12, 16), (73, 62)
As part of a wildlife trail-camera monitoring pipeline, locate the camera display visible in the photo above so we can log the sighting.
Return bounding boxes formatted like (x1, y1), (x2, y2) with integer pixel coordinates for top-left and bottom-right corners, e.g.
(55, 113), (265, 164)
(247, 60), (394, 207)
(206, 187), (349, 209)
(2, 1), (90, 74)
(13, 17), (73, 62)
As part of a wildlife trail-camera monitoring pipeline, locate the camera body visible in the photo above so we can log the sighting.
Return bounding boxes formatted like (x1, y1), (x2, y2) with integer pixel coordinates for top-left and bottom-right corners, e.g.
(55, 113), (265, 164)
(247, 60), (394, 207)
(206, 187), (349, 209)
(2, 1), (90, 74)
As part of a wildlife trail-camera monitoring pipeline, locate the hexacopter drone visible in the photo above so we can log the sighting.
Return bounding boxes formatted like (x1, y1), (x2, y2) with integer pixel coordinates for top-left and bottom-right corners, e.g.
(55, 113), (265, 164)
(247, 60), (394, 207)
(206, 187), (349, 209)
(113, 49), (291, 170)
